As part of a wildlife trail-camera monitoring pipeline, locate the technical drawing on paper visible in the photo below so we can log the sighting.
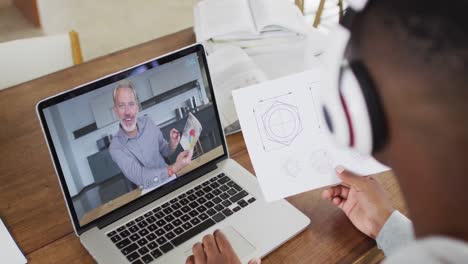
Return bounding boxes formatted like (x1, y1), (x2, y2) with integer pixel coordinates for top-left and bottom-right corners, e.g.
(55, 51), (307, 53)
(254, 92), (303, 152)
(309, 149), (334, 174)
(284, 158), (303, 178)
(282, 157), (314, 188)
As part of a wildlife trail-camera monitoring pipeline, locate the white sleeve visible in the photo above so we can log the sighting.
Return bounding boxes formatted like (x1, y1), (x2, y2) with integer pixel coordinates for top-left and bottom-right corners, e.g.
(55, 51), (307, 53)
(376, 210), (415, 256)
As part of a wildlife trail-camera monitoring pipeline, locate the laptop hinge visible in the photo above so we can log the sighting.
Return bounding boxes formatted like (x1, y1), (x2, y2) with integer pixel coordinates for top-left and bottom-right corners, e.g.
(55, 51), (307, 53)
(96, 162), (219, 230)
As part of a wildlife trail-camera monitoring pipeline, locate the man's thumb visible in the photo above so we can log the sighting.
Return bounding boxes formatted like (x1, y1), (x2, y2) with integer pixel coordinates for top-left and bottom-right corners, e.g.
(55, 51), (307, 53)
(335, 165), (364, 187)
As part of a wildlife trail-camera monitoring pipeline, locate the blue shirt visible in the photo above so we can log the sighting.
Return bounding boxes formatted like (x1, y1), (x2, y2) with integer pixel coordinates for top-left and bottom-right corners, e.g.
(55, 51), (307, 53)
(109, 116), (174, 189)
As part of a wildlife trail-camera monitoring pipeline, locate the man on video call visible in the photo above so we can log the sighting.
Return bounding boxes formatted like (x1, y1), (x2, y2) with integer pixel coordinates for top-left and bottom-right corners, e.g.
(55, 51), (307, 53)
(185, 1), (468, 264)
(109, 81), (193, 190)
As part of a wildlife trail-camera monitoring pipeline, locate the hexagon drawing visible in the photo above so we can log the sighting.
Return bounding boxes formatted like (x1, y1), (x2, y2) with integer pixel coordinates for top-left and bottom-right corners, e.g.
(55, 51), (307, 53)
(254, 93), (304, 152)
(261, 101), (303, 146)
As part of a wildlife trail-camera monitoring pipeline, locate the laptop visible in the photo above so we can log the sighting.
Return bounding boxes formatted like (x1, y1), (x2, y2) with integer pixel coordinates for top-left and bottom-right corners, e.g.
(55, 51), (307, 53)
(36, 44), (310, 263)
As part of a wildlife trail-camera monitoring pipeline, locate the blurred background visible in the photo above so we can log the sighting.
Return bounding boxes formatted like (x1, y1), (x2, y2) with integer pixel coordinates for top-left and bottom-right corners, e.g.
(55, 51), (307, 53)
(0, 0), (340, 61)
(0, 0), (196, 61)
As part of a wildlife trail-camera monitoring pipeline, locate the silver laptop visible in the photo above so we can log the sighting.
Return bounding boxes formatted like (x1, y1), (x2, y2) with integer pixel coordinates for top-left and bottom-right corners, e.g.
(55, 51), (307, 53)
(36, 44), (309, 263)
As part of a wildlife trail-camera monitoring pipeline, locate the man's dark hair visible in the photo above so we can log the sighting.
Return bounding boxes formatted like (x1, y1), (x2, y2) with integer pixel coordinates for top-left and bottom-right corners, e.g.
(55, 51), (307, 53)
(354, 0), (468, 68)
(349, 0), (468, 122)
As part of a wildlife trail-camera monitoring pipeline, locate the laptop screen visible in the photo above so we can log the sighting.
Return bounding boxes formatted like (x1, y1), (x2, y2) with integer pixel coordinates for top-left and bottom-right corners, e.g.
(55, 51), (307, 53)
(37, 45), (227, 232)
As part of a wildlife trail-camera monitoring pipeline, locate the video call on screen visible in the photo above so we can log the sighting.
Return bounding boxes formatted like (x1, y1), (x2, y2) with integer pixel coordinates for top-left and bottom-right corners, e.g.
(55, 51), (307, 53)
(44, 52), (223, 225)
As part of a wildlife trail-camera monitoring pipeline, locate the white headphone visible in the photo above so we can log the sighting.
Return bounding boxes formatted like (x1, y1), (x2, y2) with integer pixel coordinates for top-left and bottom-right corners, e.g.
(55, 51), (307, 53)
(320, 0), (388, 155)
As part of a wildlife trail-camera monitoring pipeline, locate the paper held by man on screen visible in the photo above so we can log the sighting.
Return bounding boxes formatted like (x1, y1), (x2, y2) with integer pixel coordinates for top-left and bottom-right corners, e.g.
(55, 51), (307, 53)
(233, 69), (389, 201)
(180, 112), (203, 150)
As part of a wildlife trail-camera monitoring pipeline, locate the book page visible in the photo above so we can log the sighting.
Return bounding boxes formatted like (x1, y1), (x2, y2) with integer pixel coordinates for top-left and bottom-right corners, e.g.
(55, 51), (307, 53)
(249, 0), (308, 35)
(233, 69), (389, 201)
(194, 0), (257, 42)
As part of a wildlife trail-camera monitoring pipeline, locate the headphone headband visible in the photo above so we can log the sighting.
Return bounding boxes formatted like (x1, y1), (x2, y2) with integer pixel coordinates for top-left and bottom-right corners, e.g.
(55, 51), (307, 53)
(319, 3), (388, 154)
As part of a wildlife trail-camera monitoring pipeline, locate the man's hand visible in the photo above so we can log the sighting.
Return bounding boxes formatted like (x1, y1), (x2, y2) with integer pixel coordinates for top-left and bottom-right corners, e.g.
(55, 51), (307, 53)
(169, 128), (180, 151)
(186, 230), (261, 264)
(172, 149), (193, 173)
(322, 166), (394, 239)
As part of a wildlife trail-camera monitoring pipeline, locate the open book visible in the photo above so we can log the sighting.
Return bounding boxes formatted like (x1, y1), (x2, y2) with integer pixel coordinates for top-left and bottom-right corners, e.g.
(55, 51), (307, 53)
(194, 0), (308, 42)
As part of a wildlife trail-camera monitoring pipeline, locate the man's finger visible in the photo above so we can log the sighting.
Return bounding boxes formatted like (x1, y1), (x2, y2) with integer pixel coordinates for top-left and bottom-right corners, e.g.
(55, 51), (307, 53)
(332, 196), (342, 206)
(214, 230), (236, 255)
(192, 242), (207, 263)
(321, 185), (349, 200)
(202, 234), (220, 257)
(186, 255), (195, 264)
(248, 257), (262, 264)
(321, 188), (334, 200)
(171, 129), (180, 138)
(335, 166), (364, 188)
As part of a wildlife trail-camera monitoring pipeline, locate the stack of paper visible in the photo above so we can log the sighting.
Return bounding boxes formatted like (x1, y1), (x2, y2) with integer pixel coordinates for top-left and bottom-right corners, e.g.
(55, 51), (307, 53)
(194, 0), (309, 48)
(207, 45), (267, 134)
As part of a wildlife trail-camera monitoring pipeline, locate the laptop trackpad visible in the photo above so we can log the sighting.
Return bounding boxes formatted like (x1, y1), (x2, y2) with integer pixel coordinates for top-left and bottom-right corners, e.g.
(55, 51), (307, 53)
(184, 226), (255, 259)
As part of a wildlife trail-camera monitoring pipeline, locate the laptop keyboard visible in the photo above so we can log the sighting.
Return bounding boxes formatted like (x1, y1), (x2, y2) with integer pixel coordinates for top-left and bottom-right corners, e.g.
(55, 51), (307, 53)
(106, 173), (256, 264)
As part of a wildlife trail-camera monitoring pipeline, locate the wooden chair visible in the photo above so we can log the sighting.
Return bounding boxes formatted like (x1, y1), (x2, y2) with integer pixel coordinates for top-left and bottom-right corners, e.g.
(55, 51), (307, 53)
(295, 0), (344, 28)
(0, 30), (83, 90)
(313, 0), (344, 28)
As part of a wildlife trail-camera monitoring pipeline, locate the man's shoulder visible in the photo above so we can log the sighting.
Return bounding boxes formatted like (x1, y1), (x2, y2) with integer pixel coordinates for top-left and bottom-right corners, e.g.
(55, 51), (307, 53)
(384, 236), (468, 263)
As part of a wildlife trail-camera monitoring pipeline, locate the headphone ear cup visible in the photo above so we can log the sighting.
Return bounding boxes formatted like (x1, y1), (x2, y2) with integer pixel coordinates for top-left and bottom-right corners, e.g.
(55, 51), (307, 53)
(321, 66), (352, 148)
(348, 61), (388, 153)
(339, 66), (372, 153)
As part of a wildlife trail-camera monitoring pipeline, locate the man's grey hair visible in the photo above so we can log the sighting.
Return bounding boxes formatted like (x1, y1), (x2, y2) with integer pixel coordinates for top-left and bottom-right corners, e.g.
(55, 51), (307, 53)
(113, 80), (140, 106)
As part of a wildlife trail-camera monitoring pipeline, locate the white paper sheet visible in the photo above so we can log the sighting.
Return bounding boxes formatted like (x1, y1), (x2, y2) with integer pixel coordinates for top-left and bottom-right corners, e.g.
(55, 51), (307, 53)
(180, 113), (203, 151)
(0, 218), (26, 264)
(233, 69), (389, 201)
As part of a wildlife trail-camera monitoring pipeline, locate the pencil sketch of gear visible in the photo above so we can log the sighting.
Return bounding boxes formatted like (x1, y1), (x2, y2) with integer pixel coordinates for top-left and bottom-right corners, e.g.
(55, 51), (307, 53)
(309, 149), (334, 174)
(261, 101), (303, 146)
(284, 158), (302, 178)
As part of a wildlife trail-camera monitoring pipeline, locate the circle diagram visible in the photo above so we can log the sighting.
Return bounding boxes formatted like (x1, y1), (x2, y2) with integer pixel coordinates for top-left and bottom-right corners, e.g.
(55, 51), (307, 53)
(261, 101), (303, 146)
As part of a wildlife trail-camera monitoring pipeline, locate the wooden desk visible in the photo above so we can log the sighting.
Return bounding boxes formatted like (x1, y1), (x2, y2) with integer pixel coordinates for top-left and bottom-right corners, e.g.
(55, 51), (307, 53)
(0, 28), (407, 263)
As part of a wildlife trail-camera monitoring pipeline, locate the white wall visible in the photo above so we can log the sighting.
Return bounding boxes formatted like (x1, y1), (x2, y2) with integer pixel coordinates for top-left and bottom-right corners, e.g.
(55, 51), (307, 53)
(36, 0), (195, 60)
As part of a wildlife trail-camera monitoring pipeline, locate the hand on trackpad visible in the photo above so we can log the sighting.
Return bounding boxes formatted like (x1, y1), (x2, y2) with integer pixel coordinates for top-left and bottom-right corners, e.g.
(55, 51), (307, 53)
(222, 226), (256, 258)
(184, 226), (256, 261)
